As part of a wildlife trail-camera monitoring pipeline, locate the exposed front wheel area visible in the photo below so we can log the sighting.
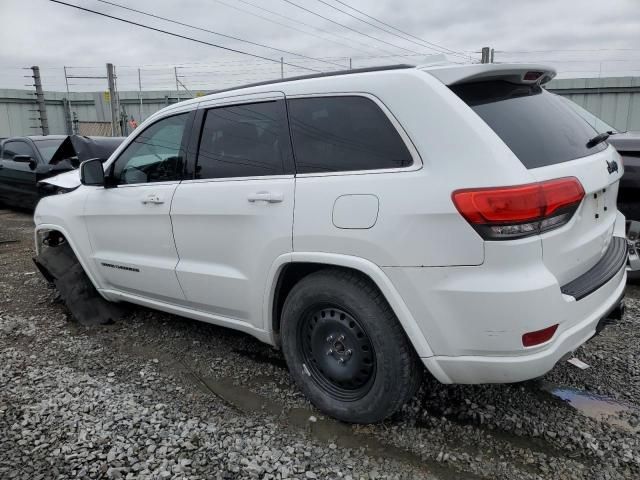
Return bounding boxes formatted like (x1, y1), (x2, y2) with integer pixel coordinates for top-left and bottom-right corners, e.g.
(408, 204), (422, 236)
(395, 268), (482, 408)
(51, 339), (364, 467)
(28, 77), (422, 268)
(281, 269), (422, 424)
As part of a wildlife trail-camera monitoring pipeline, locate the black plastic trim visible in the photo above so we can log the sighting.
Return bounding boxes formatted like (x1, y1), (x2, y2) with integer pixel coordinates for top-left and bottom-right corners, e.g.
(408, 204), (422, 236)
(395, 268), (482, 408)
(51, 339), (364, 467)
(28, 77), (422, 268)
(560, 236), (627, 301)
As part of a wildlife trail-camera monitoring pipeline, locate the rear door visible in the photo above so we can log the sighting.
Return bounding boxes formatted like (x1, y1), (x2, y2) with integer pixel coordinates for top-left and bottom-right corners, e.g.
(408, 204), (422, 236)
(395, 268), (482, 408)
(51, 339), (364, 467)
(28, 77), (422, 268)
(451, 81), (623, 285)
(170, 93), (295, 329)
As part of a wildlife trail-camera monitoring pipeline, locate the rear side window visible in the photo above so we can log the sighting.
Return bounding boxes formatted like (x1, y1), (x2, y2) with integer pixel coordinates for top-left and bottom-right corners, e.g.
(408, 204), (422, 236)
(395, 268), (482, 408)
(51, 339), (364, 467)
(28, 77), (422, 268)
(287, 96), (413, 173)
(451, 81), (606, 169)
(196, 101), (292, 179)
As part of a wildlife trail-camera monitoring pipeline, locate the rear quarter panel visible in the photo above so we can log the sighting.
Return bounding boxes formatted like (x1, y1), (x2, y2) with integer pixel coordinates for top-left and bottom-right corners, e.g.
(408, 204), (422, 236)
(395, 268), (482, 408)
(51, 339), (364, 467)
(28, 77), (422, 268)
(289, 70), (538, 267)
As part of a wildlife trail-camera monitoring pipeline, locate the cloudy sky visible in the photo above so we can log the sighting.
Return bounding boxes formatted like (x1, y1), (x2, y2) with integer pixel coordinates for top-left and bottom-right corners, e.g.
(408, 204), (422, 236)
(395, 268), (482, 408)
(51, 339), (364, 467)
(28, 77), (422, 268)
(1, 0), (639, 92)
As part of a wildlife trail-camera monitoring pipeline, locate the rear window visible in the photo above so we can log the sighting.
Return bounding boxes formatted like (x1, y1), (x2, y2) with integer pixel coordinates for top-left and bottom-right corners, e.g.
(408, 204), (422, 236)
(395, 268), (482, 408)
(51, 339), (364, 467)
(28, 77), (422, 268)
(450, 81), (606, 169)
(287, 96), (413, 173)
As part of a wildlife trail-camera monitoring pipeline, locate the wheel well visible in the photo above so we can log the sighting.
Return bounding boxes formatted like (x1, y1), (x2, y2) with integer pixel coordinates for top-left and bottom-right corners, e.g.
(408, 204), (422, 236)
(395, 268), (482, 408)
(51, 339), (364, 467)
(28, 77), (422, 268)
(38, 229), (67, 248)
(34, 229), (75, 282)
(271, 263), (382, 344)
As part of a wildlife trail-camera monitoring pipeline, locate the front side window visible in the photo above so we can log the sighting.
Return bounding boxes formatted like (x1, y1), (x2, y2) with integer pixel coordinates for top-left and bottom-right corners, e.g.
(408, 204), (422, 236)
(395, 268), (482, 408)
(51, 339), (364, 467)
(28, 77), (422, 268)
(3, 141), (36, 160)
(113, 113), (188, 185)
(287, 96), (413, 173)
(195, 101), (291, 179)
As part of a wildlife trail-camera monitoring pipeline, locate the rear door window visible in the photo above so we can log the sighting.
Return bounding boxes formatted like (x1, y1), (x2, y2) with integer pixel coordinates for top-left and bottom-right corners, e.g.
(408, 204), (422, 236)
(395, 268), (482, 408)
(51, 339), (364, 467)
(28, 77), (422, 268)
(195, 100), (292, 179)
(287, 96), (413, 173)
(450, 81), (607, 169)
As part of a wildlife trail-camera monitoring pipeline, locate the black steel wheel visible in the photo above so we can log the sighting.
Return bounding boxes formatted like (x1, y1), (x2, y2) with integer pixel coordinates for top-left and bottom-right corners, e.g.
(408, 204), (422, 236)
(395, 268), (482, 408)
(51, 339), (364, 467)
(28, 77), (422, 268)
(281, 268), (423, 424)
(299, 306), (376, 401)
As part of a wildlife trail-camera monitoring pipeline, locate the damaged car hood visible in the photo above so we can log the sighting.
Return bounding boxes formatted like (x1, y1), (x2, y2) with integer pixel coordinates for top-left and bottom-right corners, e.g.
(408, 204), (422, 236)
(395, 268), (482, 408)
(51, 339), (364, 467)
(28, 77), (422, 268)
(39, 169), (81, 189)
(608, 131), (640, 153)
(49, 135), (125, 167)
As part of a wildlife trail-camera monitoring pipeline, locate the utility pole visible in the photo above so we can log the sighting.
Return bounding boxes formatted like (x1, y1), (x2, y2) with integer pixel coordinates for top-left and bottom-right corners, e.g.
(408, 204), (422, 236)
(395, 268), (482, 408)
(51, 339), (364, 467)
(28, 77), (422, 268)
(481, 47), (491, 64)
(174, 66), (180, 102)
(281, 57), (284, 79)
(114, 65), (123, 135)
(138, 68), (143, 122)
(349, 58), (352, 70)
(62, 98), (73, 135)
(31, 66), (49, 135)
(63, 67), (74, 134)
(106, 63), (119, 136)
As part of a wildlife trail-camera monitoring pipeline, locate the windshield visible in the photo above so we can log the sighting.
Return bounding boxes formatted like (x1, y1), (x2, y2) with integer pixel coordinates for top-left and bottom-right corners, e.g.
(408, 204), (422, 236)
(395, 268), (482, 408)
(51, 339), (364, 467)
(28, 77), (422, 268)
(450, 80), (608, 169)
(34, 138), (66, 163)
(557, 96), (618, 134)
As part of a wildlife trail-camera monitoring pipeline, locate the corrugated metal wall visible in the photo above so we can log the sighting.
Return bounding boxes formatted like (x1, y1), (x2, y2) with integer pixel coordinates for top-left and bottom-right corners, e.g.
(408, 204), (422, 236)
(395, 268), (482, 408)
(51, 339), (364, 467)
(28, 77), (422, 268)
(547, 77), (640, 132)
(0, 89), (181, 137)
(1, 76), (639, 137)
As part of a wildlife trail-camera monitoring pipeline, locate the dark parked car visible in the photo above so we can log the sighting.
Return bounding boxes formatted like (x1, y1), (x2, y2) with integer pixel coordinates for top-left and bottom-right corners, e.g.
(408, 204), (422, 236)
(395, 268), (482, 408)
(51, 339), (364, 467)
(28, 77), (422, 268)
(559, 97), (640, 275)
(0, 135), (124, 209)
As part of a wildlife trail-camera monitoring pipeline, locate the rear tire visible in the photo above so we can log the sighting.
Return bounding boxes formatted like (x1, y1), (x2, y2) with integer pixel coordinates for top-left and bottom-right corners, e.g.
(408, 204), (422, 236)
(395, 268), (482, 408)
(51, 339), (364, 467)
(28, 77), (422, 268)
(281, 268), (422, 423)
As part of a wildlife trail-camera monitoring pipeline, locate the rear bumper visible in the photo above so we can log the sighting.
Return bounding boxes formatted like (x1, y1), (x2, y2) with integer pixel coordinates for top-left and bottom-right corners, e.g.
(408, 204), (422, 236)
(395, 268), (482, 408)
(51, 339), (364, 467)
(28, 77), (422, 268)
(422, 265), (626, 384)
(560, 236), (627, 300)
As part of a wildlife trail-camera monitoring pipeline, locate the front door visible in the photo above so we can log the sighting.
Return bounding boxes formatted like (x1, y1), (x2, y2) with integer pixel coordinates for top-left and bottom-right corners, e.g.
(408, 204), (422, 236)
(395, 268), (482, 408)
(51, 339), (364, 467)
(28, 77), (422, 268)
(0, 140), (39, 208)
(170, 94), (295, 329)
(83, 112), (192, 302)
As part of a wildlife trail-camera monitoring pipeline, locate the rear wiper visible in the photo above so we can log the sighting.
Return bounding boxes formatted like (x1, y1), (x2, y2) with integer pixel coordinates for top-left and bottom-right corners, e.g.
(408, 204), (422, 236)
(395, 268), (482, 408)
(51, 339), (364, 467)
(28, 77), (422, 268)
(586, 132), (610, 148)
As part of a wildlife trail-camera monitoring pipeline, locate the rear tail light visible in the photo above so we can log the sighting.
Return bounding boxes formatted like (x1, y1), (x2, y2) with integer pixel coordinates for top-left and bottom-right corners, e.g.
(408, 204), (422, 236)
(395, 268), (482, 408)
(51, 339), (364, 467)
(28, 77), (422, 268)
(452, 177), (584, 240)
(522, 324), (558, 347)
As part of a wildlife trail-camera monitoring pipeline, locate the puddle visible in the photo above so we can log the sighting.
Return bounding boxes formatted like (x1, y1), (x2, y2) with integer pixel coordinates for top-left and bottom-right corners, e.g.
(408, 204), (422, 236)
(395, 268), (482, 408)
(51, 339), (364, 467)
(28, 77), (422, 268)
(231, 347), (287, 370)
(417, 406), (569, 463)
(540, 382), (639, 432)
(194, 373), (485, 480)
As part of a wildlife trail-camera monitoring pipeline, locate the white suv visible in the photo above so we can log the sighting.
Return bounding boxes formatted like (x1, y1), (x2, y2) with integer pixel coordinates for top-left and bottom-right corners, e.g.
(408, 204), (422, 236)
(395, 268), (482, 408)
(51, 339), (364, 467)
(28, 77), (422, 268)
(34, 63), (627, 423)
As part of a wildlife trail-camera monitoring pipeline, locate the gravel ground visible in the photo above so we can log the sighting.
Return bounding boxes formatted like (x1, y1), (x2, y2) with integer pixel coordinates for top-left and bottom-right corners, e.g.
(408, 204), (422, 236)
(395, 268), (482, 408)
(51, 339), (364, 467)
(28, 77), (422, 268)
(1, 207), (639, 480)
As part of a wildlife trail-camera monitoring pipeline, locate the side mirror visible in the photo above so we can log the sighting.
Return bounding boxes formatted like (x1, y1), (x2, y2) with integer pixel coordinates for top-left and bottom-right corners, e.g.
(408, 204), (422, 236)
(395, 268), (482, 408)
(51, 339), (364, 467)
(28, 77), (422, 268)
(13, 155), (37, 170)
(80, 158), (105, 186)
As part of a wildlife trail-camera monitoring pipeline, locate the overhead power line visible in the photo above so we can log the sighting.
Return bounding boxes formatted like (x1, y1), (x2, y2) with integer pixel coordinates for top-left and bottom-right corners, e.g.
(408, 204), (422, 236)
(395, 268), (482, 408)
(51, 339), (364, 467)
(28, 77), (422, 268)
(227, 0), (379, 56)
(48, 0), (322, 73)
(95, 0), (345, 69)
(497, 48), (640, 54)
(326, 0), (472, 61)
(279, 0), (425, 56)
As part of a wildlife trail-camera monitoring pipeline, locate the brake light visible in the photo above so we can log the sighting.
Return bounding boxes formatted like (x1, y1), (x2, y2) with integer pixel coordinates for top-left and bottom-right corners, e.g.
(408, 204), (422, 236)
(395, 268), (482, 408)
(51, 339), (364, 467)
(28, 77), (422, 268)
(452, 177), (584, 240)
(523, 71), (544, 81)
(522, 324), (558, 347)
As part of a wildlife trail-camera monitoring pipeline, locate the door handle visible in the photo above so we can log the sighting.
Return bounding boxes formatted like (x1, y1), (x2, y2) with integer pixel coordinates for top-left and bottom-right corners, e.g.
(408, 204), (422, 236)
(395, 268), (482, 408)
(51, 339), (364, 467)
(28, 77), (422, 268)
(141, 194), (164, 205)
(247, 191), (283, 203)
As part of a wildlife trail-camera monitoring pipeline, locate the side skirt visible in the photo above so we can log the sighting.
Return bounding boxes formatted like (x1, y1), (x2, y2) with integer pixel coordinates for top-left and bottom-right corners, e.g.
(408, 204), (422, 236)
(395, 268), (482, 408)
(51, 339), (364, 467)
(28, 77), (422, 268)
(99, 289), (275, 346)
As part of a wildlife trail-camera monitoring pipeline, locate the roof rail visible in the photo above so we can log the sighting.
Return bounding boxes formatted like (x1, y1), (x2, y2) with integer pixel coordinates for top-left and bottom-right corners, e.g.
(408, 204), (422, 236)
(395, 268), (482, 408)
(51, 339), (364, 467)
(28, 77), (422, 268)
(207, 64), (415, 96)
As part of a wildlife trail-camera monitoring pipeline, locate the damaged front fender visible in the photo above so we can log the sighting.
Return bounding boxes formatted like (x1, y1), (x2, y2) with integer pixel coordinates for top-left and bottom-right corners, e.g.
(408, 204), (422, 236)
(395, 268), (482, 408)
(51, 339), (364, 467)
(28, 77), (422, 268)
(34, 230), (125, 325)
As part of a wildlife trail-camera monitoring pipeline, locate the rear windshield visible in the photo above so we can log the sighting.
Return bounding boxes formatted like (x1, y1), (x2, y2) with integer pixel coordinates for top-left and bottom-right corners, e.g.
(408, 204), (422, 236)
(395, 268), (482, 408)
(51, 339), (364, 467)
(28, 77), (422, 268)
(450, 80), (606, 169)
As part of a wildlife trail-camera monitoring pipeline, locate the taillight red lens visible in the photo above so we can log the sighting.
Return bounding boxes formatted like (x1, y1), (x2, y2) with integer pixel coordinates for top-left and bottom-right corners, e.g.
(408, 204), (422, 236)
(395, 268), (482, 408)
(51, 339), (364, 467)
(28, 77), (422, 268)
(540, 178), (585, 217)
(522, 324), (558, 347)
(452, 177), (584, 240)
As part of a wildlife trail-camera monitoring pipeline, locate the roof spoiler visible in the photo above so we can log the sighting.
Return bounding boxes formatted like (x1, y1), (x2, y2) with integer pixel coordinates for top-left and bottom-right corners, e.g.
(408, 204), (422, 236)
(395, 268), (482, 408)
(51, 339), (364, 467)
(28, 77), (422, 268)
(423, 63), (556, 86)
